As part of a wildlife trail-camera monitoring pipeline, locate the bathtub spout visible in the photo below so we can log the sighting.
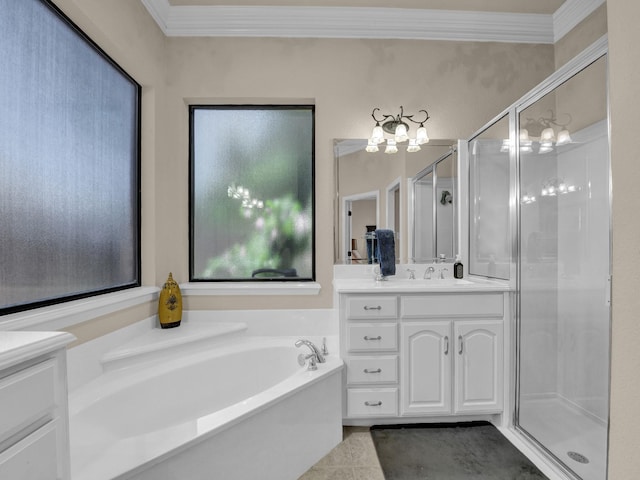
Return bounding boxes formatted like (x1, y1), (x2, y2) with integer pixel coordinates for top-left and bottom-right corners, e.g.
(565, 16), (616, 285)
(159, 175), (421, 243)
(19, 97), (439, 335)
(295, 339), (326, 363)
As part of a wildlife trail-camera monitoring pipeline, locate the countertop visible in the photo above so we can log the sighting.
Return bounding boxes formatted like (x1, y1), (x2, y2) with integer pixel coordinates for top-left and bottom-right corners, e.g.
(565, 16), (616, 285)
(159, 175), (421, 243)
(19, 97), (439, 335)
(333, 276), (511, 293)
(0, 330), (76, 370)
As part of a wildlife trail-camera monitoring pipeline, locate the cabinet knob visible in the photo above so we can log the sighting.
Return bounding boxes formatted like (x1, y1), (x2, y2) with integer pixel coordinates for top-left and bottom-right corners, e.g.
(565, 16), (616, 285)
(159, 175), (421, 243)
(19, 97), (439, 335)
(364, 401), (382, 407)
(458, 335), (464, 355)
(364, 368), (382, 374)
(363, 305), (382, 311)
(363, 335), (382, 341)
(444, 336), (449, 355)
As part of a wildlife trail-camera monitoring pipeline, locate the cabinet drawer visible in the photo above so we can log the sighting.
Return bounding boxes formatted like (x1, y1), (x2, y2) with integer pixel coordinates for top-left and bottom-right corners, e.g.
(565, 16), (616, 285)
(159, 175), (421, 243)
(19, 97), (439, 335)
(401, 293), (504, 318)
(346, 356), (398, 384)
(347, 388), (398, 417)
(347, 323), (397, 352)
(0, 420), (59, 480)
(346, 296), (397, 320)
(0, 360), (55, 441)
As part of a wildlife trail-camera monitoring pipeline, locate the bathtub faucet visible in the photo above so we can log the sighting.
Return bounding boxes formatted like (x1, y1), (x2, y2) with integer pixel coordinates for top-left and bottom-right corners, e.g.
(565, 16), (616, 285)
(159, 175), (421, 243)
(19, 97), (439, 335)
(295, 339), (326, 363)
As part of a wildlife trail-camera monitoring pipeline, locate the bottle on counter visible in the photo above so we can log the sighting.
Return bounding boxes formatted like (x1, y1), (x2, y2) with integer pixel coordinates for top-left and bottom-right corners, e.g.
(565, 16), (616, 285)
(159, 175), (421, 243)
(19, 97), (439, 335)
(454, 255), (464, 279)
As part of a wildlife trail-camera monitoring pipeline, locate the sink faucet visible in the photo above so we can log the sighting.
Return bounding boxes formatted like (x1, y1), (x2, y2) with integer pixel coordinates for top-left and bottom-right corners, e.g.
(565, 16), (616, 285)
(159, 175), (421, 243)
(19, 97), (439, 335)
(295, 339), (326, 363)
(424, 266), (435, 280)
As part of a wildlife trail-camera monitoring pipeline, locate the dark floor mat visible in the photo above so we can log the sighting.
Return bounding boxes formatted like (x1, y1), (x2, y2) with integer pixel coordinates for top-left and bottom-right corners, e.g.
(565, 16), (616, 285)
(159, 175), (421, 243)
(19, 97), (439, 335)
(371, 422), (549, 480)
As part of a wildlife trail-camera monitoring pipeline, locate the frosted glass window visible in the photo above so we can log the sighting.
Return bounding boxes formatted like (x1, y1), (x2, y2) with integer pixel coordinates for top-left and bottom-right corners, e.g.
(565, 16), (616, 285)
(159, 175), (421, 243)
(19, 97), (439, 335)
(0, 0), (141, 314)
(190, 106), (315, 281)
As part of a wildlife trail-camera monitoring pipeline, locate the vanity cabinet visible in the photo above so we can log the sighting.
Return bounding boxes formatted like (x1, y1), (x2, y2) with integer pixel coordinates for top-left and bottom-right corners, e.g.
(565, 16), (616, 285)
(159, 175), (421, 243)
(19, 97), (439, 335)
(342, 295), (400, 418)
(0, 331), (75, 480)
(338, 286), (507, 423)
(401, 319), (503, 415)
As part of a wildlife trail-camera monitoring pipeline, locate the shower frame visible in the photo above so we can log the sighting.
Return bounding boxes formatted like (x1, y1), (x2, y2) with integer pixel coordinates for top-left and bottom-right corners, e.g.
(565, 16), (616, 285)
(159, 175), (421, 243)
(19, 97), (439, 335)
(465, 35), (611, 480)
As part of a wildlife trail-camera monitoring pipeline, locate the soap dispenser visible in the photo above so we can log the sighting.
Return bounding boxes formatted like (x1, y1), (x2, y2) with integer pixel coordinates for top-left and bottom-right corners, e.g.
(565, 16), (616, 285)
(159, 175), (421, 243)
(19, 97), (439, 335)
(454, 255), (464, 279)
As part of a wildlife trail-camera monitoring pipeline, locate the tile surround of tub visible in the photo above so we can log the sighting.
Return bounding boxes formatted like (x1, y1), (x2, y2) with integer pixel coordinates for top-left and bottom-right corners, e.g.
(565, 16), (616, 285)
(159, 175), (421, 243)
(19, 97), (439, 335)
(299, 427), (385, 480)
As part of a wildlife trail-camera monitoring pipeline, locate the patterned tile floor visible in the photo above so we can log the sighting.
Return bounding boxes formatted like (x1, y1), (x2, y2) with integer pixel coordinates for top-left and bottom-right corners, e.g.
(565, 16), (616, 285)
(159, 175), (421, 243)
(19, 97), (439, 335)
(298, 427), (385, 480)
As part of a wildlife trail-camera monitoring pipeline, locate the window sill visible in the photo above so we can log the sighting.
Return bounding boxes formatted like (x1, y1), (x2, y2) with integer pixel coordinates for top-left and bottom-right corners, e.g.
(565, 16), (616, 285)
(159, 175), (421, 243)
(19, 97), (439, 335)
(0, 286), (160, 332)
(180, 282), (321, 296)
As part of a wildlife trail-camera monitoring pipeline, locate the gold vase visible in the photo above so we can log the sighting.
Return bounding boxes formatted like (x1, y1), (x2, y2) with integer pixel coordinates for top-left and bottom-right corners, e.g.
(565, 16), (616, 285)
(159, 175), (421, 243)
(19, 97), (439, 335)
(158, 272), (182, 329)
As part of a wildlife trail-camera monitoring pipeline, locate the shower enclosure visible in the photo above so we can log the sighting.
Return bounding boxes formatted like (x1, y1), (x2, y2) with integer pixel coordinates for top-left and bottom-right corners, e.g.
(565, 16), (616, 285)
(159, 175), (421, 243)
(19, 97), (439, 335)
(469, 38), (610, 480)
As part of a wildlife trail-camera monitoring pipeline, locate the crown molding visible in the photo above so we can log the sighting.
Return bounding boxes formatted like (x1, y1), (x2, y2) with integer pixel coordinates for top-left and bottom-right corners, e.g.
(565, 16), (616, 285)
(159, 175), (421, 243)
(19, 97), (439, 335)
(142, 0), (602, 44)
(553, 0), (605, 42)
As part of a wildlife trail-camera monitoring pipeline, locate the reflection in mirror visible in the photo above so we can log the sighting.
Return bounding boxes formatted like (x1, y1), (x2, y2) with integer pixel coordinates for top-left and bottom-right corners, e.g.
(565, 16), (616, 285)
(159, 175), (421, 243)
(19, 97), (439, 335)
(468, 114), (511, 279)
(411, 148), (457, 262)
(334, 139), (454, 264)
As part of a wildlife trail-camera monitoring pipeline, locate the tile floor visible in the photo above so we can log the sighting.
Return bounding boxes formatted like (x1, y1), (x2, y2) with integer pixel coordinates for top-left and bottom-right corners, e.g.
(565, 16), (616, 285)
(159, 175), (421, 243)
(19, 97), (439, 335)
(298, 427), (385, 480)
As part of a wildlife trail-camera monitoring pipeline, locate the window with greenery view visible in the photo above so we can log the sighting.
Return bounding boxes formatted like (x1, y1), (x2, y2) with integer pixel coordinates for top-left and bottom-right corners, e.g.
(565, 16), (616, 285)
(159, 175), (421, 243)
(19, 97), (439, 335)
(190, 105), (315, 281)
(0, 0), (140, 315)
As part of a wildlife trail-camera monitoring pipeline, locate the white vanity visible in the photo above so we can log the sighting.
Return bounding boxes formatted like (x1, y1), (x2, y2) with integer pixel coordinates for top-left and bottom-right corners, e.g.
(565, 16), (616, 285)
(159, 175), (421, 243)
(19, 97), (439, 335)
(335, 275), (510, 425)
(0, 331), (75, 480)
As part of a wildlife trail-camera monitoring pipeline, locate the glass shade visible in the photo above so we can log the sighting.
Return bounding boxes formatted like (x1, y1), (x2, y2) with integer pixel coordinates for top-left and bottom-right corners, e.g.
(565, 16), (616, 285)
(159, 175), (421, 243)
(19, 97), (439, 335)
(416, 125), (429, 145)
(556, 129), (572, 145)
(366, 139), (379, 153)
(394, 123), (408, 143)
(407, 138), (421, 153)
(371, 124), (385, 144)
(385, 139), (398, 154)
(540, 127), (556, 142)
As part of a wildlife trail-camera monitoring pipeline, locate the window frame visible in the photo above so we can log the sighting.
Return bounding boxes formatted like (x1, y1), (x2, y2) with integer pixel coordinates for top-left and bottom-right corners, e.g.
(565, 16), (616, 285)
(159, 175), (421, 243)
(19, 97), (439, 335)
(0, 0), (142, 316)
(188, 104), (316, 283)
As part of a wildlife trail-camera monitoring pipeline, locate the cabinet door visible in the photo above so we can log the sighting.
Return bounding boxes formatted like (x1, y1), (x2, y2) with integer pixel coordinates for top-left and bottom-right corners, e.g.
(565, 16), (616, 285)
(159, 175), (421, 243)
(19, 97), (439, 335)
(454, 320), (503, 413)
(401, 322), (451, 415)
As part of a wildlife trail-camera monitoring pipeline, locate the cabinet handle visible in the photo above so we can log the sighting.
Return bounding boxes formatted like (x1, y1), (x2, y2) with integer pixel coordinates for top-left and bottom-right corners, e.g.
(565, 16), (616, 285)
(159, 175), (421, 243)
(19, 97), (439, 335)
(363, 335), (382, 341)
(444, 336), (449, 355)
(363, 305), (382, 311)
(458, 335), (463, 355)
(364, 368), (382, 374)
(364, 401), (382, 407)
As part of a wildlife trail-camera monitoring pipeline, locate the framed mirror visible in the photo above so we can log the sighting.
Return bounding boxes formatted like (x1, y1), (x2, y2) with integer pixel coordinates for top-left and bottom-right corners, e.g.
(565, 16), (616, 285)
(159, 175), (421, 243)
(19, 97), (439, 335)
(334, 138), (455, 264)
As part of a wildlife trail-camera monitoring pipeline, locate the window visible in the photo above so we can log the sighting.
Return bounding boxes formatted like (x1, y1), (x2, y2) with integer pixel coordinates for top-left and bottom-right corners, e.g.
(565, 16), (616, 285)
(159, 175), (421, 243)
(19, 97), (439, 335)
(190, 105), (315, 281)
(0, 0), (141, 314)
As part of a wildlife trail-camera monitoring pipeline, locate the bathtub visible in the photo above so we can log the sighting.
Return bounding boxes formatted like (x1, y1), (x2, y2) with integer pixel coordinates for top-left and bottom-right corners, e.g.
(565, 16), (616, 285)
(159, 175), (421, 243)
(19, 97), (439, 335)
(68, 333), (343, 480)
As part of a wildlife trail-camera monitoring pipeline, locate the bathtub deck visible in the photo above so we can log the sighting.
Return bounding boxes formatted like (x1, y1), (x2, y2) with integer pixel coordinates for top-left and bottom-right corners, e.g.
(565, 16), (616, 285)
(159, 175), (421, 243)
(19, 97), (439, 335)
(101, 321), (248, 368)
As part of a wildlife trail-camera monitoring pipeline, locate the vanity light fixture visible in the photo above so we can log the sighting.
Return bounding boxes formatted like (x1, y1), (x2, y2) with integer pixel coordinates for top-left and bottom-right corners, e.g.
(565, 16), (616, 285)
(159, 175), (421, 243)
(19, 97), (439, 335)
(520, 110), (572, 154)
(368, 106), (430, 153)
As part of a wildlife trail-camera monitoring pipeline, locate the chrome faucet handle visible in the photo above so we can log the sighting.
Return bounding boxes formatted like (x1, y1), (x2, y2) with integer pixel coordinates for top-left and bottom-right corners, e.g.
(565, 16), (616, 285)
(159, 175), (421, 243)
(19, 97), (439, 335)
(406, 268), (416, 280)
(440, 267), (449, 279)
(305, 354), (318, 371)
(321, 337), (329, 356)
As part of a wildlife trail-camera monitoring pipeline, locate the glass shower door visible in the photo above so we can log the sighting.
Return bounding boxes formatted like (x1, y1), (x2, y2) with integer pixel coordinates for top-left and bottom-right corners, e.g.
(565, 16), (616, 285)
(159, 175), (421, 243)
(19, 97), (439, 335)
(517, 55), (610, 480)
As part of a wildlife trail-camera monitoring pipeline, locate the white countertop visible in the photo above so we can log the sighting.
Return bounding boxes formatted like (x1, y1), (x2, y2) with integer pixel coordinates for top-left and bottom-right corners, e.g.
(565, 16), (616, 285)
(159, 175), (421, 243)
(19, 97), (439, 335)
(333, 276), (511, 293)
(0, 330), (76, 370)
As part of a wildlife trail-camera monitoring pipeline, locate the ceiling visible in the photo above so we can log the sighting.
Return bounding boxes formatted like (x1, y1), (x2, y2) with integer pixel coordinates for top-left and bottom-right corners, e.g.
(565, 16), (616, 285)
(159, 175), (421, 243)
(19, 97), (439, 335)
(143, 0), (602, 43)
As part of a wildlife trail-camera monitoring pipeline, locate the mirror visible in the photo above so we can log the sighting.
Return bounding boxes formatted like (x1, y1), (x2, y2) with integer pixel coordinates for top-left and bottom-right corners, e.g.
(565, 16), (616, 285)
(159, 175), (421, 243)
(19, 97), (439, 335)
(334, 139), (455, 264)
(410, 148), (457, 262)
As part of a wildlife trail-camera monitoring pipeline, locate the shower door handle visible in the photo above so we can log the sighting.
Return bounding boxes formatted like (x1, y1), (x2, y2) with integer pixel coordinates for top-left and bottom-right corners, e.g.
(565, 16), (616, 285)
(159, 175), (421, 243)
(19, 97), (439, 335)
(458, 335), (463, 355)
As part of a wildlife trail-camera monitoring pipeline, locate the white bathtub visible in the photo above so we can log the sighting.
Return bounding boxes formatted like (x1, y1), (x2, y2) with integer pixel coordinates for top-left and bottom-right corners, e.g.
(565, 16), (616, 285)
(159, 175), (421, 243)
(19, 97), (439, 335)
(68, 334), (343, 480)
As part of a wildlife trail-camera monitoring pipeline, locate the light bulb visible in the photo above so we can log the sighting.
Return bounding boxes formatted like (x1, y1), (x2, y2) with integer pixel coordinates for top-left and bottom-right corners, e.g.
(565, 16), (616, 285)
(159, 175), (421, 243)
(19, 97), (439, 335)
(394, 123), (408, 143)
(365, 139), (379, 153)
